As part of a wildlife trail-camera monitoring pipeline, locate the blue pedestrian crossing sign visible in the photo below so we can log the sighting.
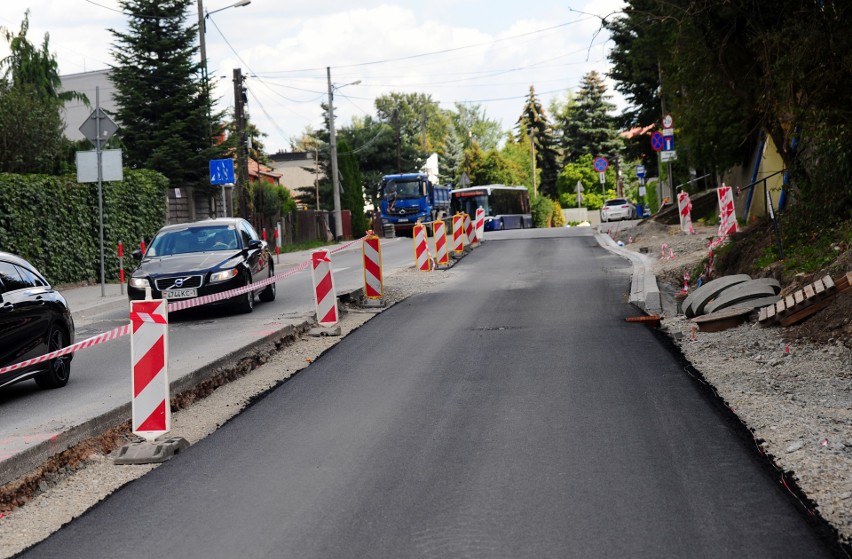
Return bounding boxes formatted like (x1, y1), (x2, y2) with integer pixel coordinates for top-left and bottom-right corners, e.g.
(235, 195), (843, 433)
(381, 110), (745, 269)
(209, 159), (235, 185)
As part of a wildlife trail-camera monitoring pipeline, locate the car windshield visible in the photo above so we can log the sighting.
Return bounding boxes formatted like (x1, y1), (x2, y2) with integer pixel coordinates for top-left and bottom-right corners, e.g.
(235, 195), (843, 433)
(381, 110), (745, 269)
(147, 226), (239, 256)
(605, 199), (629, 207)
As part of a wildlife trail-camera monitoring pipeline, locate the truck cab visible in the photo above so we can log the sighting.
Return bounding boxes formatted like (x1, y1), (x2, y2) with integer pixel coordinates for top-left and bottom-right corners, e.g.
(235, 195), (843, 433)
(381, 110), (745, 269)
(379, 173), (450, 235)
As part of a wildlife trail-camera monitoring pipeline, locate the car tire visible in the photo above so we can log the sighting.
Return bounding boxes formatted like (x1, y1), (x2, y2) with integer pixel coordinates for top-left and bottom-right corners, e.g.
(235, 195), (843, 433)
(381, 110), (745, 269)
(259, 267), (276, 303)
(35, 325), (71, 389)
(234, 277), (254, 314)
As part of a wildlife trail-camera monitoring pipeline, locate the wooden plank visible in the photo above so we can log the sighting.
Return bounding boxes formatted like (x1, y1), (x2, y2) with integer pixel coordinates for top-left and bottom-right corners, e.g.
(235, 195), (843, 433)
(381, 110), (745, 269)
(779, 296), (834, 327)
(824, 275), (835, 291)
(837, 271), (852, 292)
(794, 290), (804, 305)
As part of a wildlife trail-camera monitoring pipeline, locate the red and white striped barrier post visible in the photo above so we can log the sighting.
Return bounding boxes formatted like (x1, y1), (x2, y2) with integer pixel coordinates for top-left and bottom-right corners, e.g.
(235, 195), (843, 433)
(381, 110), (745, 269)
(677, 191), (694, 234)
(452, 214), (464, 254)
(717, 184), (737, 238)
(464, 213), (474, 246)
(140, 238), (146, 256)
(130, 300), (170, 442)
(362, 232), (383, 300)
(413, 223), (431, 271)
(475, 207), (485, 244)
(274, 224), (281, 264)
(311, 250), (338, 327)
(118, 241), (125, 295)
(434, 220), (449, 267)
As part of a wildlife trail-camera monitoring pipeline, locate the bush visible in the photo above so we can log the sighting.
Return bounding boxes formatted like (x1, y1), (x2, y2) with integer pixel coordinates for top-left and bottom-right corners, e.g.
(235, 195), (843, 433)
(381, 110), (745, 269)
(552, 199), (566, 227)
(0, 170), (168, 284)
(531, 195), (554, 228)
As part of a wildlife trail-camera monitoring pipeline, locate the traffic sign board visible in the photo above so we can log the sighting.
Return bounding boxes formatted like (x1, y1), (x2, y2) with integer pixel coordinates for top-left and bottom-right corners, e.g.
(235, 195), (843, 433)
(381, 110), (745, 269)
(661, 150), (678, 162)
(663, 136), (675, 152)
(593, 157), (609, 172)
(635, 165), (646, 178)
(650, 131), (664, 152)
(663, 114), (674, 129)
(79, 108), (118, 147)
(209, 159), (235, 185)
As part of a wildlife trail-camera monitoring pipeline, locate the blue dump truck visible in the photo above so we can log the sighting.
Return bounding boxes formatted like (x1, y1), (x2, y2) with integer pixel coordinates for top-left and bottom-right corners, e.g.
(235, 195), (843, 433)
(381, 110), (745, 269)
(379, 173), (451, 236)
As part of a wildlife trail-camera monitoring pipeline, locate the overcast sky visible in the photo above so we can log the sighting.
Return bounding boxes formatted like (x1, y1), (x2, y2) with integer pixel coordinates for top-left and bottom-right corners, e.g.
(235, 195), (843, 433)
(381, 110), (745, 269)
(1, 0), (627, 153)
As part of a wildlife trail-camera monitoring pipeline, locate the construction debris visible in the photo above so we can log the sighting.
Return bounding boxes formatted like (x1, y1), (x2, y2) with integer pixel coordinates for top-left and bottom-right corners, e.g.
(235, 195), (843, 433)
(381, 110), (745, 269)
(759, 272), (851, 327)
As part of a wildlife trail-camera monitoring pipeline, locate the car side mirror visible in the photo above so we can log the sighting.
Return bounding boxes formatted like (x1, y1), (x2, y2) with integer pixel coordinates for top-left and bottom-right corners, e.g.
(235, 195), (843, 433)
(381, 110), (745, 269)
(132, 249), (143, 260)
(247, 239), (263, 251)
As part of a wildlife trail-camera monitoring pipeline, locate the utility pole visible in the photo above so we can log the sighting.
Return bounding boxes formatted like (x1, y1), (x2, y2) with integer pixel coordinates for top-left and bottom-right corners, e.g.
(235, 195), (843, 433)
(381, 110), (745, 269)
(327, 67), (342, 240)
(529, 127), (537, 198)
(658, 59), (672, 208)
(234, 68), (248, 218)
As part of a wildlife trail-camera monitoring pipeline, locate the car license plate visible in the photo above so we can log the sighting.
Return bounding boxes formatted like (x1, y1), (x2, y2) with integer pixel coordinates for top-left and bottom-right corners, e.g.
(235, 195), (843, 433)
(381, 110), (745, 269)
(397, 218), (409, 223)
(162, 288), (197, 300)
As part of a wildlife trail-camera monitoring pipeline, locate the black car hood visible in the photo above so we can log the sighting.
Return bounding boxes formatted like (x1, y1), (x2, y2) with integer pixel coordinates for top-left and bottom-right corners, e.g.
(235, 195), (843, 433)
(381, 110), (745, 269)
(135, 252), (242, 276)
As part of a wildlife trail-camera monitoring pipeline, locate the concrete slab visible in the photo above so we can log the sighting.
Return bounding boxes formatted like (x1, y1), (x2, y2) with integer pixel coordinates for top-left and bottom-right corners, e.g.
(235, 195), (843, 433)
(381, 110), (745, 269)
(308, 325), (342, 337)
(683, 274), (751, 318)
(112, 437), (190, 465)
(704, 281), (780, 314)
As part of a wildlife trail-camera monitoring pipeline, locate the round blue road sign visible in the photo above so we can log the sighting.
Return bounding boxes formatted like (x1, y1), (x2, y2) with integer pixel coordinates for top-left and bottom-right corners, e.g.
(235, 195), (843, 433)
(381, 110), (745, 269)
(593, 157), (609, 172)
(650, 131), (665, 152)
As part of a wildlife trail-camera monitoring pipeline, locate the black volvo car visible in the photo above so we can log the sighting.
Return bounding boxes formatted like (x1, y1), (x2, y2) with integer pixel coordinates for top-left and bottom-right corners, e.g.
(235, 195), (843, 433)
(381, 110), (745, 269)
(0, 252), (75, 390)
(128, 218), (275, 313)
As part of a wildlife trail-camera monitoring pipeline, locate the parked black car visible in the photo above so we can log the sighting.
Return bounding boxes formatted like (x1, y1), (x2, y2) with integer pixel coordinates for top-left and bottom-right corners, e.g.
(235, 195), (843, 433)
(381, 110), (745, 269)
(0, 252), (75, 390)
(128, 218), (275, 313)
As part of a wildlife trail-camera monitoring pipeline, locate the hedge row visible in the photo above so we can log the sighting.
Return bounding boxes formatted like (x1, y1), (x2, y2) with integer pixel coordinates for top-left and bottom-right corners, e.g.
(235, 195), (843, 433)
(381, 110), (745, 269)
(0, 170), (169, 285)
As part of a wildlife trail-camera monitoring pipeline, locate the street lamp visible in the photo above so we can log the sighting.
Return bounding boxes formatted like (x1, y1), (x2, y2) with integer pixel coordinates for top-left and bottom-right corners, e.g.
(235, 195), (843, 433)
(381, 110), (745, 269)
(326, 67), (361, 240)
(197, 0), (252, 134)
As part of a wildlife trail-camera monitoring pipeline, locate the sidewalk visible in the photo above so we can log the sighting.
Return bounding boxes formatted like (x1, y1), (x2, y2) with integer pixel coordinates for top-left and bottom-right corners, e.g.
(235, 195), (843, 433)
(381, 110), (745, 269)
(60, 282), (129, 325)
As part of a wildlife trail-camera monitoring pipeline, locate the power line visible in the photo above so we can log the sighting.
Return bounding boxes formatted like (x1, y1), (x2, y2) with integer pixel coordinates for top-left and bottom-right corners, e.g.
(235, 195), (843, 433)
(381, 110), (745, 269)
(261, 17), (595, 74)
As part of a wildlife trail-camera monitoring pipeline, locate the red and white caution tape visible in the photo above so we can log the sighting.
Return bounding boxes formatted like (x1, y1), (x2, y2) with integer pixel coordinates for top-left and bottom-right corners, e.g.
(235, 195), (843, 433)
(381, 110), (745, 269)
(0, 236), (369, 377)
(0, 324), (131, 378)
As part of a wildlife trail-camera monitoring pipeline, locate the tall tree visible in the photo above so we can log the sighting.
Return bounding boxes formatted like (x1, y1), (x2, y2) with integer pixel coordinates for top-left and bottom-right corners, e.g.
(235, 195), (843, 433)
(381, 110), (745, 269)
(439, 127), (464, 186)
(374, 92), (448, 172)
(110, 0), (225, 189)
(558, 71), (622, 163)
(336, 137), (368, 237)
(0, 11), (85, 174)
(606, 0), (852, 223)
(451, 102), (502, 151)
(515, 85), (559, 198)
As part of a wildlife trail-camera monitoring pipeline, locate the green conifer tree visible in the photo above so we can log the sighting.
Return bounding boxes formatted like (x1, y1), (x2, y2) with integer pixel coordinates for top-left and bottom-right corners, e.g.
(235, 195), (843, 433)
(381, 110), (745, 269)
(109, 0), (225, 189)
(515, 86), (559, 198)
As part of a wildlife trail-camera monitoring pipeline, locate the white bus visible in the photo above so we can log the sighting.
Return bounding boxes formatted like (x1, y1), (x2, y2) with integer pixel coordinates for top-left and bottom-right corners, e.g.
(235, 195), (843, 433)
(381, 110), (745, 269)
(450, 185), (532, 231)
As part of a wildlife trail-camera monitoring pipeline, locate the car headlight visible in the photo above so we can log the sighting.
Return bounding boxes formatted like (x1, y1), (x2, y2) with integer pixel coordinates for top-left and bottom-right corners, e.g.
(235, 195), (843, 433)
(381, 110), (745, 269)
(129, 277), (149, 289)
(210, 268), (239, 283)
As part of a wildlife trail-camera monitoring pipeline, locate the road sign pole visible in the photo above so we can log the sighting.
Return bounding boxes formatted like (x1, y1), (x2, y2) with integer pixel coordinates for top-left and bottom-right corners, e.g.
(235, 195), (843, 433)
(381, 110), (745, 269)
(96, 86), (106, 299)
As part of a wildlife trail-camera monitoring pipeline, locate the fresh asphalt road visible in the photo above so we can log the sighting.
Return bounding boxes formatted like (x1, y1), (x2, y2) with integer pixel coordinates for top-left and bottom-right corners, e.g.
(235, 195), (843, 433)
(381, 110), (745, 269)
(20, 229), (830, 558)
